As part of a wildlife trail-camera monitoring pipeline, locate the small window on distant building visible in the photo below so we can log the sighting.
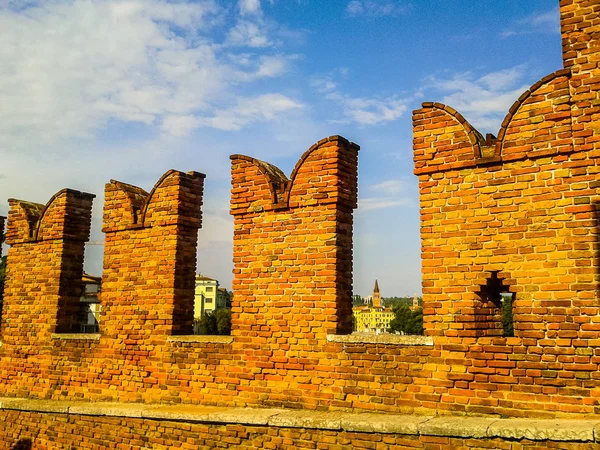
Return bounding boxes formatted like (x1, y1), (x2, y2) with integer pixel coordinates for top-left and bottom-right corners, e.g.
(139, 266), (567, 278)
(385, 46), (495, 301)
(206, 286), (213, 292)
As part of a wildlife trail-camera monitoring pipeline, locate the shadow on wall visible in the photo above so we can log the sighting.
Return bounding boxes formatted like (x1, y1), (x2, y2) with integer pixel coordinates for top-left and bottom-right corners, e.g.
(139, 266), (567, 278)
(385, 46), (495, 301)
(11, 439), (32, 450)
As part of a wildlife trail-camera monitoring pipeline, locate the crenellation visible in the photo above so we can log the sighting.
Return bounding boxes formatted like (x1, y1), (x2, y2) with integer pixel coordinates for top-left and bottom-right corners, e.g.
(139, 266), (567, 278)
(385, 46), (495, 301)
(414, 0), (600, 347)
(1, 189), (94, 341)
(230, 135), (359, 347)
(2, 4), (600, 448)
(101, 170), (205, 340)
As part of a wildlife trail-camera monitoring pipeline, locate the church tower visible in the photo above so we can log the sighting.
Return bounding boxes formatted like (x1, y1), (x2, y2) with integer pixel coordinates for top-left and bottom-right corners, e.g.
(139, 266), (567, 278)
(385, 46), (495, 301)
(372, 279), (381, 309)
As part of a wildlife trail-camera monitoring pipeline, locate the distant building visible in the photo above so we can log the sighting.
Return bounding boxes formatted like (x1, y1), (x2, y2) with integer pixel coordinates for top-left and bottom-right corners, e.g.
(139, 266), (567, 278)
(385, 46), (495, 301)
(194, 274), (228, 318)
(353, 280), (394, 334)
(217, 287), (232, 309)
(411, 293), (420, 311)
(79, 273), (101, 333)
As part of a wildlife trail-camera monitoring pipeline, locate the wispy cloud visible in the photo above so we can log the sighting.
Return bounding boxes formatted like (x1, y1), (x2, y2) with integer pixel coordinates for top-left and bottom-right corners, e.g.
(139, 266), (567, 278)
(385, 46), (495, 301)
(311, 72), (408, 126)
(359, 197), (412, 211)
(226, 20), (272, 47)
(239, 0), (262, 16)
(199, 94), (303, 131)
(426, 65), (530, 133)
(345, 0), (411, 17)
(371, 179), (403, 195)
(0, 0), (301, 152)
(501, 8), (559, 38)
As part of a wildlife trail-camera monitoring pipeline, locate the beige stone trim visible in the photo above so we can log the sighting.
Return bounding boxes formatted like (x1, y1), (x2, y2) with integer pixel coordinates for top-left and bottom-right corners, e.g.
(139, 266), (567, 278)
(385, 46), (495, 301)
(2, 398), (600, 442)
(51, 333), (101, 340)
(167, 335), (233, 344)
(327, 333), (433, 346)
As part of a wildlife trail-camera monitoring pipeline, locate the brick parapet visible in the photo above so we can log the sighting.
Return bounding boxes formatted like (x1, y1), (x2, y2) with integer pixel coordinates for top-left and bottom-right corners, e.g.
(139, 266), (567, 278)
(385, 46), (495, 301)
(3, 0), (600, 427)
(101, 170), (205, 339)
(230, 135), (359, 214)
(1, 189), (94, 342)
(413, 0), (600, 340)
(230, 135), (359, 353)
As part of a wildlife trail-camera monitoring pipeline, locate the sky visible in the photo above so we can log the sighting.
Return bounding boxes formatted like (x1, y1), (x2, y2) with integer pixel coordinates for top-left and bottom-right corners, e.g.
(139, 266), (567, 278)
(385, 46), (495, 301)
(0, 0), (563, 296)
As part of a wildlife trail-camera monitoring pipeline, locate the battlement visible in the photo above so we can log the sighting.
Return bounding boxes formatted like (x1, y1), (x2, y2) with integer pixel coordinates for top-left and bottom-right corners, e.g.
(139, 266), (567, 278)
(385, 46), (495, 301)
(6, 189), (95, 244)
(103, 170), (205, 232)
(3, 5), (600, 449)
(230, 135), (359, 214)
(231, 136), (359, 341)
(102, 170), (205, 338)
(413, 0), (600, 341)
(2, 189), (94, 340)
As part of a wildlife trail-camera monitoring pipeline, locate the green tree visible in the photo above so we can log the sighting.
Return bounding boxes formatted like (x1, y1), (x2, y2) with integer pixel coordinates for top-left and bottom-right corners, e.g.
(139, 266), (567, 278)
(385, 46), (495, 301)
(389, 304), (423, 335)
(352, 294), (363, 306)
(502, 294), (514, 337)
(216, 308), (231, 335)
(383, 296), (419, 308)
(194, 309), (232, 335)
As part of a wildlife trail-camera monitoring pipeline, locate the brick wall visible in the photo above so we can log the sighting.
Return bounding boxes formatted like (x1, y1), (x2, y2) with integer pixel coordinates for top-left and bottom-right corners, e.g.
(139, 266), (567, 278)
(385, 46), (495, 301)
(0, 0), (600, 436)
(102, 170), (205, 339)
(2, 408), (597, 450)
(230, 135), (359, 347)
(1, 189), (94, 343)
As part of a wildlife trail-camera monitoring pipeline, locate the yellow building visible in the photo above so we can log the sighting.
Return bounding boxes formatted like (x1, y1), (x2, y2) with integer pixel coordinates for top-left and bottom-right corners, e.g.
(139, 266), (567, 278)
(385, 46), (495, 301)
(353, 280), (394, 334)
(194, 274), (227, 318)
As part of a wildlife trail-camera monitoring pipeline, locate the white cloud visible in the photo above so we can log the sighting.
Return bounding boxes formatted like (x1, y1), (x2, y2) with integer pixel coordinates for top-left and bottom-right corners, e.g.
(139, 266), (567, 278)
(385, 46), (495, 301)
(201, 93), (303, 130)
(427, 65), (530, 133)
(501, 8), (560, 38)
(0, 0), (300, 151)
(226, 20), (272, 47)
(359, 197), (412, 211)
(342, 96), (407, 125)
(239, 0), (262, 16)
(161, 115), (201, 137)
(345, 0), (410, 17)
(312, 72), (409, 126)
(371, 179), (403, 195)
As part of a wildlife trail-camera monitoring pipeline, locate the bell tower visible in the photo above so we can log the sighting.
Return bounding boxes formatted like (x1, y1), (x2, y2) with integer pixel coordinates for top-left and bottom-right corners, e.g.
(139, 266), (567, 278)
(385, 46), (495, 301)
(372, 279), (381, 309)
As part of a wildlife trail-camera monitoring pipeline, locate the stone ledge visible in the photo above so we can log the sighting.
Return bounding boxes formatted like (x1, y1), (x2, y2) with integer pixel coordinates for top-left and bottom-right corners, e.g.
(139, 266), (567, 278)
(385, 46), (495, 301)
(2, 398), (600, 442)
(487, 418), (600, 442)
(167, 335), (234, 344)
(51, 333), (101, 340)
(327, 333), (433, 346)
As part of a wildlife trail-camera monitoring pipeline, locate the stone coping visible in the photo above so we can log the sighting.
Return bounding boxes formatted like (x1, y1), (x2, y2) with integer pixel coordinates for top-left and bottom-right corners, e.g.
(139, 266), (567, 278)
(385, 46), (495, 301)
(1, 398), (598, 442)
(51, 333), (101, 340)
(167, 335), (234, 344)
(327, 333), (433, 346)
(44, 335), (234, 343)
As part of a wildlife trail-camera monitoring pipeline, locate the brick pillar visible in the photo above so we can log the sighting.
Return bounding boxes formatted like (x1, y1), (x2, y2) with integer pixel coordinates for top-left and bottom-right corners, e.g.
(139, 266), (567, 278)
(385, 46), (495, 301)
(101, 170), (204, 341)
(561, 0), (600, 319)
(561, 0), (600, 146)
(0, 189), (94, 344)
(230, 135), (359, 357)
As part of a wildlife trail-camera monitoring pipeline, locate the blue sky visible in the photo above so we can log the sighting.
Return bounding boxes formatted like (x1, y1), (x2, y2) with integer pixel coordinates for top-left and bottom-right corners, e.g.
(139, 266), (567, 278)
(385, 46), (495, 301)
(0, 0), (563, 296)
